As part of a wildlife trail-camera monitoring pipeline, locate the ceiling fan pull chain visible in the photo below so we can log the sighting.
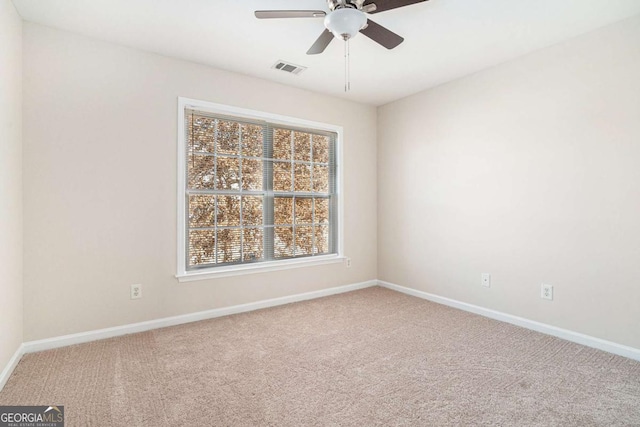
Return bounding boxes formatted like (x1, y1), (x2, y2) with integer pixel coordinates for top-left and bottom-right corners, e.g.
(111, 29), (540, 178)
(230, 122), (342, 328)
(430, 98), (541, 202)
(344, 37), (347, 92)
(348, 38), (351, 92)
(344, 36), (351, 92)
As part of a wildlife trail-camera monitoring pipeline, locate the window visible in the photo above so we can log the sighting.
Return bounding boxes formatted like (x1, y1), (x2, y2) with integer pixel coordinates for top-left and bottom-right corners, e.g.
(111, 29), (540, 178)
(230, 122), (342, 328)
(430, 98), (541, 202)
(177, 98), (343, 280)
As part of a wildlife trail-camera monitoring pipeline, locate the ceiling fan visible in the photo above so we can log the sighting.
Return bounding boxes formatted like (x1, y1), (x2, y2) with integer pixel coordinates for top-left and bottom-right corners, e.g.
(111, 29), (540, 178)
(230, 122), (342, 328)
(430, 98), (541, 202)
(255, 0), (428, 55)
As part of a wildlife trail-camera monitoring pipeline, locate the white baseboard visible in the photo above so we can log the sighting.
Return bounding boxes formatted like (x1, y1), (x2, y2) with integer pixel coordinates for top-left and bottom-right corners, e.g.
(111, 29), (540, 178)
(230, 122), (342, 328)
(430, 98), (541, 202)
(378, 280), (640, 362)
(5, 277), (637, 391)
(22, 280), (377, 354)
(0, 344), (25, 392)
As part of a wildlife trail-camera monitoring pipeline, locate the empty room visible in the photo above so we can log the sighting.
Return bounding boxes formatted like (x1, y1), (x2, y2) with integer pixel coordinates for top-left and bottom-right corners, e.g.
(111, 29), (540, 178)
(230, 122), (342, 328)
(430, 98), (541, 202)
(1, 0), (639, 425)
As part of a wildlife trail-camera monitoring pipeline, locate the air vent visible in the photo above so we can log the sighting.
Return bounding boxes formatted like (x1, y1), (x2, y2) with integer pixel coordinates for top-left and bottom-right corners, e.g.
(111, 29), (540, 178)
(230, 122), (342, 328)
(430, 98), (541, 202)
(272, 60), (307, 75)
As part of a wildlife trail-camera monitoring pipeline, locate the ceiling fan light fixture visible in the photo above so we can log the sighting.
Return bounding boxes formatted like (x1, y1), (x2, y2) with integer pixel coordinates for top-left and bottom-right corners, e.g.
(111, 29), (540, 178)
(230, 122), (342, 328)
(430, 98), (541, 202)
(324, 8), (367, 40)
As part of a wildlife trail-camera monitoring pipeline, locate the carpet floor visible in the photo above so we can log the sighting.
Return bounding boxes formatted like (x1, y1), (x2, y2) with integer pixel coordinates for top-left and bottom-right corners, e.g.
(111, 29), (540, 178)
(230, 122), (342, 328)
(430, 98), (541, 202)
(1, 286), (639, 426)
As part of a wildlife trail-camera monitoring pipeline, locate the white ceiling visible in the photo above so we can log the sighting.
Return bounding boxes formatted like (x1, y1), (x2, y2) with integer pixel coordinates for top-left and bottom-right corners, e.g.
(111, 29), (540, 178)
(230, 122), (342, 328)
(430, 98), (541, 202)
(12, 0), (640, 106)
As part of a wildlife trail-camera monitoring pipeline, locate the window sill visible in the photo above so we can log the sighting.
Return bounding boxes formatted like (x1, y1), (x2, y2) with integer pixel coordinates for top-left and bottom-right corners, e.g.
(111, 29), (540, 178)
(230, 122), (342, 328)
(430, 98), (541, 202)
(176, 255), (346, 282)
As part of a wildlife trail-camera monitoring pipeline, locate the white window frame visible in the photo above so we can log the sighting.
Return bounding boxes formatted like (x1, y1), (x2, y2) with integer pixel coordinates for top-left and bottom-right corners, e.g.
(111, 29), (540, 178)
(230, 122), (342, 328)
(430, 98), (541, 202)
(176, 97), (345, 282)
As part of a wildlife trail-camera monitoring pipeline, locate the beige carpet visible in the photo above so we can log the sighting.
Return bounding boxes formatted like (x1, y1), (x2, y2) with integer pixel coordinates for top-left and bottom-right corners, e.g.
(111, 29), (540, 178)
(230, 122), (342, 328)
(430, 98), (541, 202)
(1, 286), (639, 426)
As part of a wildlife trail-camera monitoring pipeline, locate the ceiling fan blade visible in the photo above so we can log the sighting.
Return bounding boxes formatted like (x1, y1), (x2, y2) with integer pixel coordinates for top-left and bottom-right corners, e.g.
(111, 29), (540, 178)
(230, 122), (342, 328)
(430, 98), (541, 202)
(255, 10), (326, 19)
(360, 19), (404, 49)
(307, 29), (334, 55)
(362, 0), (428, 14)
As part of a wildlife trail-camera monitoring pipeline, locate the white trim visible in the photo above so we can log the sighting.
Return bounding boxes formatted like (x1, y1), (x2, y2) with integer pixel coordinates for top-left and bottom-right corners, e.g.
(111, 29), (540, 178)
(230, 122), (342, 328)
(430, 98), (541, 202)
(5, 279), (638, 384)
(378, 280), (640, 362)
(177, 97), (187, 277)
(177, 255), (346, 282)
(336, 114), (344, 258)
(178, 97), (344, 134)
(176, 97), (345, 279)
(22, 280), (377, 354)
(0, 344), (25, 392)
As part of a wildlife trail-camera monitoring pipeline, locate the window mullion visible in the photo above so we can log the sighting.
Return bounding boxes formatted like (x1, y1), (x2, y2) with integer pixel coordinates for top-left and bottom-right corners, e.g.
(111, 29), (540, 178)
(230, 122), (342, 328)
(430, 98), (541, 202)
(239, 125), (243, 263)
(290, 131), (296, 257)
(310, 136), (315, 255)
(263, 124), (274, 261)
(213, 119), (219, 264)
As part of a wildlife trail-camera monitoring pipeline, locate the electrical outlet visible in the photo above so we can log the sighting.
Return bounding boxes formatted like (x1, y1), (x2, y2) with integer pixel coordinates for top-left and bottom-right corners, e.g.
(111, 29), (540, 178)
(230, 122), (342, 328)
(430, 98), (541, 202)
(346, 258), (352, 268)
(481, 273), (491, 288)
(131, 284), (142, 300)
(541, 283), (553, 300)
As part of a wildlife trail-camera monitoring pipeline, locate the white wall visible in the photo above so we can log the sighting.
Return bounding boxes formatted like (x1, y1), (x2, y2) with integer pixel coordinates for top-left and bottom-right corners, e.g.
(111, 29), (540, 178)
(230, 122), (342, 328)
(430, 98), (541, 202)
(0, 0), (23, 368)
(23, 23), (377, 341)
(377, 15), (640, 349)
